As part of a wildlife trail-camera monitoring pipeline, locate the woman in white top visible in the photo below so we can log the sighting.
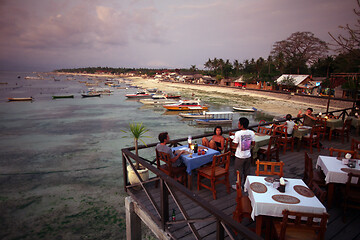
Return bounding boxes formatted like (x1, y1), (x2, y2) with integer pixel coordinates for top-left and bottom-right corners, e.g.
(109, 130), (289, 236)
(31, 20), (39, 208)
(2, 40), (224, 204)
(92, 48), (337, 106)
(281, 114), (295, 136)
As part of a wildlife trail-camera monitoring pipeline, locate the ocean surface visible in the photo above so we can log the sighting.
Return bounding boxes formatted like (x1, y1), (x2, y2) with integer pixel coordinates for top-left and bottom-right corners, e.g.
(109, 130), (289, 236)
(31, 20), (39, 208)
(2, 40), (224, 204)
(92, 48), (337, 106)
(0, 71), (275, 177)
(0, 71), (277, 238)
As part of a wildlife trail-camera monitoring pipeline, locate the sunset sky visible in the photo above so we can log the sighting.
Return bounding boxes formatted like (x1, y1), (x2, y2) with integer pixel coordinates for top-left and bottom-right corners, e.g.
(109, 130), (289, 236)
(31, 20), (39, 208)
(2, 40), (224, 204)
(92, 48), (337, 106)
(0, 0), (357, 71)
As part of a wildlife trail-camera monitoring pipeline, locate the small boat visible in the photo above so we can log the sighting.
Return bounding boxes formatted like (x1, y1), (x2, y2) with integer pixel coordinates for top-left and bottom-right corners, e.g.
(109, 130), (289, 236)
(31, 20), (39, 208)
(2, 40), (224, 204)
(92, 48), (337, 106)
(147, 88), (158, 93)
(52, 95), (74, 99)
(195, 112), (233, 125)
(179, 111), (209, 119)
(125, 91), (153, 99)
(163, 99), (208, 111)
(8, 97), (33, 101)
(81, 93), (101, 98)
(139, 98), (177, 105)
(233, 106), (257, 112)
(165, 93), (181, 99)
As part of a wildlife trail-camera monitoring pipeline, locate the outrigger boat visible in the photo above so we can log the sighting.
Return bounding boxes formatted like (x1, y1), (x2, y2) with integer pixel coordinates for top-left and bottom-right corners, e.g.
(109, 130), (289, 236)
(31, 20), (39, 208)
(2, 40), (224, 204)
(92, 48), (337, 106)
(52, 95), (74, 99)
(81, 93), (101, 98)
(232, 106), (257, 112)
(139, 98), (177, 105)
(125, 91), (153, 99)
(8, 97), (33, 101)
(163, 99), (208, 111)
(179, 111), (209, 119)
(195, 112), (234, 125)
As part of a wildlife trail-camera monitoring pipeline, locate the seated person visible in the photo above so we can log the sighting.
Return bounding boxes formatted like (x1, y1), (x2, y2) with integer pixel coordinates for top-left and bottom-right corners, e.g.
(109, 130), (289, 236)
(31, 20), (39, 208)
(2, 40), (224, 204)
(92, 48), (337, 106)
(297, 108), (317, 127)
(350, 100), (360, 117)
(279, 114), (295, 136)
(156, 132), (185, 167)
(202, 126), (225, 152)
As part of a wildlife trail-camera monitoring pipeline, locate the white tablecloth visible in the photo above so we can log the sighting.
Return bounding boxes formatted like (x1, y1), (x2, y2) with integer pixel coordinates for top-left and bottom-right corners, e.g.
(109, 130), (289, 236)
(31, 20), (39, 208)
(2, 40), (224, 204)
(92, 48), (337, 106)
(316, 155), (360, 184)
(244, 176), (326, 220)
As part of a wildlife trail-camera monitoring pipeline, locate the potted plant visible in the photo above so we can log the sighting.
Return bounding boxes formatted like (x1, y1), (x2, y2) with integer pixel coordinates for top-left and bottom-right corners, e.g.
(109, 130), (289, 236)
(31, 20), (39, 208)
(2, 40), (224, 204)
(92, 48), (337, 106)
(123, 122), (150, 185)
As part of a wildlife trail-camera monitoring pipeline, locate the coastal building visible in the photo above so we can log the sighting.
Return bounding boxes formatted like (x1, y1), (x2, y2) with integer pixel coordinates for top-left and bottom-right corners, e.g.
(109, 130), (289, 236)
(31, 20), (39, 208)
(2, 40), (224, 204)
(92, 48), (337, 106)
(275, 74), (314, 94)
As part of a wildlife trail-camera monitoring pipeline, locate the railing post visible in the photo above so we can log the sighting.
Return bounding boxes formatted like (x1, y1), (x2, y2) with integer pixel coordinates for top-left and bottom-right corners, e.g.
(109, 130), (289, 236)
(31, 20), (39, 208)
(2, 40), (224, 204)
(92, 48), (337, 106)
(160, 178), (169, 230)
(122, 151), (128, 192)
(216, 219), (225, 240)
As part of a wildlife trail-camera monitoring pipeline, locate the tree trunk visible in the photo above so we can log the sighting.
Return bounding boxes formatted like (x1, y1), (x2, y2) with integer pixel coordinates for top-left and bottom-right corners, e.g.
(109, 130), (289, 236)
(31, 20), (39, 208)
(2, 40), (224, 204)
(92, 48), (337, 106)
(134, 139), (139, 170)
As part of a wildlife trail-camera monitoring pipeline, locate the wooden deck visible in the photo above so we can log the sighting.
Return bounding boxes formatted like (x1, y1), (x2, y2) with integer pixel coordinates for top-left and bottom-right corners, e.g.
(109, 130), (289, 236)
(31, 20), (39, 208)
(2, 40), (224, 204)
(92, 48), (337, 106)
(126, 130), (360, 240)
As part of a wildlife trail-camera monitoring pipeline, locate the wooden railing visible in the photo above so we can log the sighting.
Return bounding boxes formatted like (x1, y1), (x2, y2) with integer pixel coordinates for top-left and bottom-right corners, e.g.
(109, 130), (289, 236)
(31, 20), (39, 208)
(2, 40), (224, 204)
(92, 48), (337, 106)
(121, 106), (354, 239)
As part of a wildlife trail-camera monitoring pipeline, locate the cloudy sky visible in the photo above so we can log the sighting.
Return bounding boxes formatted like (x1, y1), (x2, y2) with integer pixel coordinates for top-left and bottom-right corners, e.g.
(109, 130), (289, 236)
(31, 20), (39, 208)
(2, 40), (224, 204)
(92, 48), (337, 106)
(0, 0), (357, 71)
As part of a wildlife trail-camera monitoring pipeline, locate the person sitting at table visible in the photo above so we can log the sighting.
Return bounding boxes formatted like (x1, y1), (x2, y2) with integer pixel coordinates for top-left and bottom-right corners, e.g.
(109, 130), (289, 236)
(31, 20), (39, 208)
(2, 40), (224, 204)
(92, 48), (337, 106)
(297, 107), (317, 127)
(156, 132), (185, 167)
(349, 100), (360, 117)
(202, 126), (225, 152)
(279, 114), (295, 136)
(232, 117), (255, 189)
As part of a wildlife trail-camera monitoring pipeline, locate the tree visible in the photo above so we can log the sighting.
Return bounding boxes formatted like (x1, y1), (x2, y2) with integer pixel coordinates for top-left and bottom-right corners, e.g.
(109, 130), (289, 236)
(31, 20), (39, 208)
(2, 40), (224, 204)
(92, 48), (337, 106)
(329, 0), (360, 56)
(271, 32), (328, 74)
(280, 76), (296, 87)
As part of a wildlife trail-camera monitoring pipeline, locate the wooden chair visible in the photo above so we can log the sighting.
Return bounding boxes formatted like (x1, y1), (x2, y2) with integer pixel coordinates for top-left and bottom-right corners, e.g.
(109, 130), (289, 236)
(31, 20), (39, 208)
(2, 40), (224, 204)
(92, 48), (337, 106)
(156, 150), (187, 186)
(257, 135), (280, 162)
(302, 125), (321, 153)
(227, 131), (237, 157)
(197, 151), (231, 200)
(303, 152), (326, 186)
(328, 147), (357, 159)
(309, 180), (327, 205)
(273, 209), (329, 240)
(273, 125), (294, 153)
(255, 159), (284, 177)
(332, 118), (352, 143)
(343, 172), (360, 222)
(232, 170), (252, 223)
(315, 117), (327, 141)
(351, 138), (360, 156)
(257, 126), (272, 135)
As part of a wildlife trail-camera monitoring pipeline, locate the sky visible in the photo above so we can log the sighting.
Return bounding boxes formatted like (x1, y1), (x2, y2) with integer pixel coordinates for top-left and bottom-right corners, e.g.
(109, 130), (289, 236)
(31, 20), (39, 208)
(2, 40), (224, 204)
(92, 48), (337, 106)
(0, 0), (358, 72)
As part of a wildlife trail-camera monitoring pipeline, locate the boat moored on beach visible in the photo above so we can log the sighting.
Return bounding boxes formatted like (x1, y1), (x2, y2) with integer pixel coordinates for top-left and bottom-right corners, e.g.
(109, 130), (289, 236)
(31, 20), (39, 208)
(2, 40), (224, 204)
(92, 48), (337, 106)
(232, 106), (257, 112)
(81, 93), (101, 98)
(8, 97), (33, 101)
(125, 91), (153, 99)
(52, 95), (74, 99)
(163, 99), (208, 111)
(194, 111), (233, 125)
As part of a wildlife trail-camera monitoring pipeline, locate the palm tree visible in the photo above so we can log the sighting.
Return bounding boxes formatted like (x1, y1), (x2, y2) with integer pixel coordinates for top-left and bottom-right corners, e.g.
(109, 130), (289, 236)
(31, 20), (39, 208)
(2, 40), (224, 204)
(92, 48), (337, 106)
(124, 122), (150, 169)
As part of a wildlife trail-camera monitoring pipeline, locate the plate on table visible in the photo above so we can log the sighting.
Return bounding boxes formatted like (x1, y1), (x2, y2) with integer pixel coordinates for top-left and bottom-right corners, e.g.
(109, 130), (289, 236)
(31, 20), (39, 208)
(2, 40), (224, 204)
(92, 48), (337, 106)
(293, 185), (314, 197)
(250, 182), (267, 193)
(264, 177), (275, 183)
(272, 194), (300, 204)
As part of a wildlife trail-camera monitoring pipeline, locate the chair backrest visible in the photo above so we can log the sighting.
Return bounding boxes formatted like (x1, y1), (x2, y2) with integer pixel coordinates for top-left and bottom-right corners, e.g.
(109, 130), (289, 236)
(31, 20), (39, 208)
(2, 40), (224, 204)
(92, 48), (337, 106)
(255, 159), (284, 177)
(155, 149), (173, 174)
(279, 210), (329, 240)
(351, 138), (360, 153)
(303, 152), (314, 184)
(329, 147), (357, 159)
(273, 125), (291, 139)
(235, 170), (243, 199)
(309, 125), (322, 138)
(257, 126), (272, 135)
(346, 172), (360, 188)
(211, 151), (231, 176)
(316, 117), (327, 127)
(309, 180), (327, 204)
(228, 132), (236, 156)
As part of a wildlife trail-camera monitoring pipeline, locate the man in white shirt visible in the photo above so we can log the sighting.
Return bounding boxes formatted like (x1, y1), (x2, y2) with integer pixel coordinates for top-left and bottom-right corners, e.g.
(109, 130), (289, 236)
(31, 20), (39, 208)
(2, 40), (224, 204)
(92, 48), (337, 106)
(232, 117), (255, 189)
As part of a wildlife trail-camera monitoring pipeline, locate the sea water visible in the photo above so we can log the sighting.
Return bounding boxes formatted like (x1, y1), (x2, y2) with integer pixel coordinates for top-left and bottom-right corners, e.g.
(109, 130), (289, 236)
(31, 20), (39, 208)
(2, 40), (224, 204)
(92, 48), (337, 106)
(0, 71), (275, 238)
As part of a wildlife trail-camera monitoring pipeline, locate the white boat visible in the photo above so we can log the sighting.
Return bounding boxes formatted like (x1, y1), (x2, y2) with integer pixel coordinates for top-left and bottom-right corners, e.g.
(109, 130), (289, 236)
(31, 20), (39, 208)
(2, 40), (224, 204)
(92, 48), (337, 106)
(163, 99), (208, 111)
(195, 112), (234, 125)
(233, 106), (257, 112)
(139, 98), (177, 105)
(179, 111), (209, 119)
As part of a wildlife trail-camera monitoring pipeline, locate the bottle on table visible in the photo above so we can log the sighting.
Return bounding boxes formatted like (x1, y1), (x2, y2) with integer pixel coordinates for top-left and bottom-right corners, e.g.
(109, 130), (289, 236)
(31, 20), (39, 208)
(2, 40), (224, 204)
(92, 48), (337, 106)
(188, 135), (192, 148)
(194, 141), (198, 154)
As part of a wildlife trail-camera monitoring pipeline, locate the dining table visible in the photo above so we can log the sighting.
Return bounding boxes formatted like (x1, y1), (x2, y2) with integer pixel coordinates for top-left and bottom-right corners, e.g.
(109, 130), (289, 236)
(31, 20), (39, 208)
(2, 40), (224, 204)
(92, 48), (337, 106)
(253, 133), (271, 160)
(171, 145), (220, 189)
(347, 116), (360, 135)
(326, 118), (343, 140)
(316, 155), (360, 207)
(292, 125), (312, 151)
(244, 175), (327, 237)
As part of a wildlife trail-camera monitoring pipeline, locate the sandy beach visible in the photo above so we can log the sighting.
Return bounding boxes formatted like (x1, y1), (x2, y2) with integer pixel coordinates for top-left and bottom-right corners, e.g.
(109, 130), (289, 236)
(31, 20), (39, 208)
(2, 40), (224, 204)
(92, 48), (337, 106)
(129, 77), (353, 117)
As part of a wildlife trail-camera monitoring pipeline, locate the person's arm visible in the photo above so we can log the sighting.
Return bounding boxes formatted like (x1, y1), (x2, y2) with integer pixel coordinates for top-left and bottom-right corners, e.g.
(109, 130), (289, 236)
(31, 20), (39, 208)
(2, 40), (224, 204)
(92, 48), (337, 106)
(219, 137), (225, 151)
(306, 113), (317, 120)
(171, 150), (185, 163)
(297, 110), (302, 118)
